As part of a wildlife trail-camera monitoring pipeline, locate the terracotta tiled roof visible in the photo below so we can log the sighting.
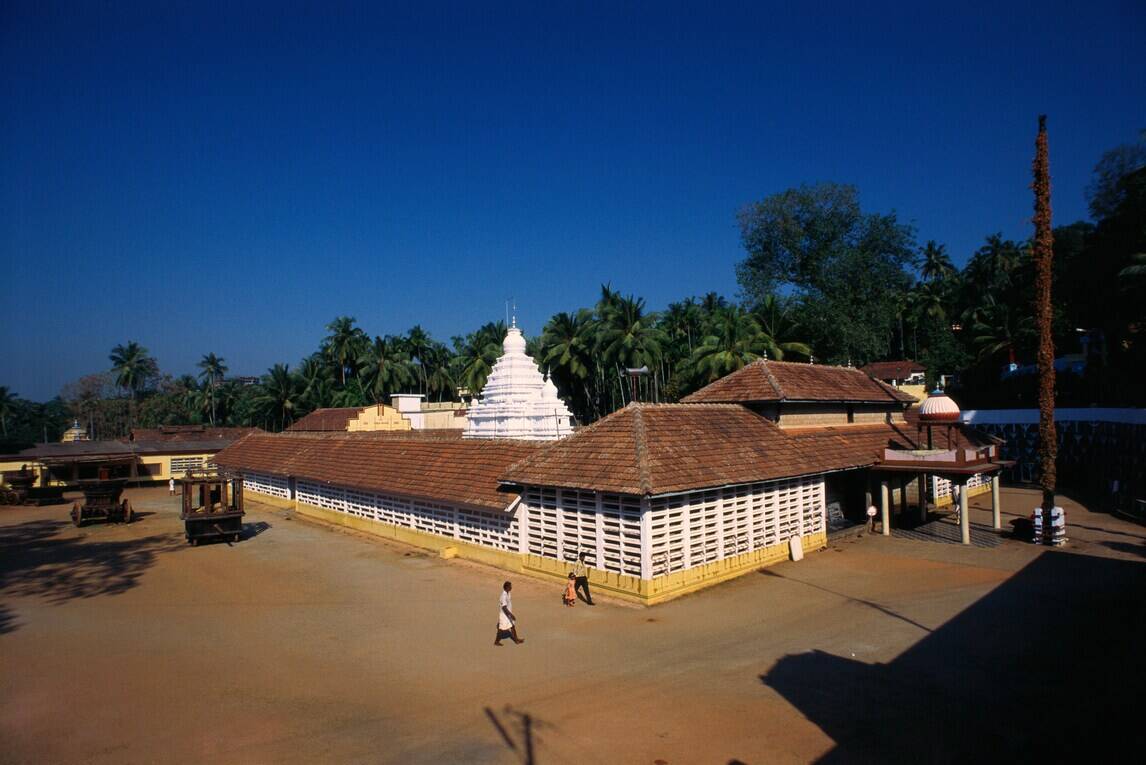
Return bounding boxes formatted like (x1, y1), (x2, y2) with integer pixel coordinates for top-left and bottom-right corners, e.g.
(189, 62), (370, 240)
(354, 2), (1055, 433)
(784, 423), (921, 470)
(682, 359), (917, 404)
(214, 431), (539, 510)
(860, 360), (927, 380)
(286, 408), (364, 432)
(501, 403), (845, 496)
(127, 426), (260, 442)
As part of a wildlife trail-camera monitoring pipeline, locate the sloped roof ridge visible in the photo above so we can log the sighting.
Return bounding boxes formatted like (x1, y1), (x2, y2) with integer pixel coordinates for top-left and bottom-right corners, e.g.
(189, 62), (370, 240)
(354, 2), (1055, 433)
(499, 403), (632, 478)
(629, 405), (653, 495)
(759, 359), (784, 398)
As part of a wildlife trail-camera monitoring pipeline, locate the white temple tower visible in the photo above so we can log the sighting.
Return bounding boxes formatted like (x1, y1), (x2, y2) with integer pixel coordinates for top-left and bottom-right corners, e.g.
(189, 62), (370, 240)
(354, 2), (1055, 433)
(463, 321), (575, 440)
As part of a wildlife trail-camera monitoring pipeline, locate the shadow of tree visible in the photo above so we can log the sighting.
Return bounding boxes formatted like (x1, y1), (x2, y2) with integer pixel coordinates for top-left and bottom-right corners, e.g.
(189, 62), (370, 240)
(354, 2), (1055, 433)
(0, 602), (18, 634)
(0, 519), (185, 606)
(1100, 540), (1146, 559)
(762, 550), (1146, 762)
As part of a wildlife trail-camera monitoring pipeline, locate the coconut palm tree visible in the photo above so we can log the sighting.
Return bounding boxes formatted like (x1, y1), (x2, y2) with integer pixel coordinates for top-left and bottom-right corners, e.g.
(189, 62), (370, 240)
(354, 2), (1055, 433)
(920, 241), (955, 283)
(403, 325), (434, 395)
(966, 295), (1035, 364)
(540, 310), (597, 419)
(751, 295), (813, 360)
(323, 317), (366, 387)
(688, 306), (769, 384)
(359, 335), (416, 403)
(196, 353), (228, 426)
(256, 364), (302, 431)
(423, 342), (455, 402)
(452, 322), (505, 397)
(597, 294), (667, 372)
(109, 341), (155, 400)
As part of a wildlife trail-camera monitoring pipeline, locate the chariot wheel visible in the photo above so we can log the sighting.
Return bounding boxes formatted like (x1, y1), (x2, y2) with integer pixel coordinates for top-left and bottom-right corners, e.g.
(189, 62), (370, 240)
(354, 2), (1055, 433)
(122, 500), (134, 524)
(71, 503), (83, 527)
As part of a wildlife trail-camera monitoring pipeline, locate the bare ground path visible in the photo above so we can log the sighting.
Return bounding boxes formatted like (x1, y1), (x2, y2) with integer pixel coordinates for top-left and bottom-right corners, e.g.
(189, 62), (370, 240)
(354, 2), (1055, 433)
(2, 486), (1144, 763)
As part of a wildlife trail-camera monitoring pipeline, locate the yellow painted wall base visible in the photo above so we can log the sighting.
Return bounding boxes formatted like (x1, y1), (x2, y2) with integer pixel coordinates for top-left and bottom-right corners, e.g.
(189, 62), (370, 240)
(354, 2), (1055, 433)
(250, 493), (827, 606)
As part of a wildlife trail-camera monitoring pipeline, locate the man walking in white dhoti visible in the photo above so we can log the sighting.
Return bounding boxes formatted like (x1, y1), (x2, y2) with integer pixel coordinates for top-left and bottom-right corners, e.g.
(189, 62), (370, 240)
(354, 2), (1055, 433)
(494, 581), (524, 646)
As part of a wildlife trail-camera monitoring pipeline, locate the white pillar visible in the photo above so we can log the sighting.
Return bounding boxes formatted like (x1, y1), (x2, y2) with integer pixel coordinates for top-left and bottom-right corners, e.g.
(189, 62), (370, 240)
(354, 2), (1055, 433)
(960, 480), (971, 545)
(640, 496), (653, 580)
(555, 488), (565, 560)
(991, 475), (1001, 530)
(681, 493), (693, 569)
(594, 491), (605, 567)
(517, 494), (529, 554)
(715, 488), (726, 559)
(880, 481), (890, 536)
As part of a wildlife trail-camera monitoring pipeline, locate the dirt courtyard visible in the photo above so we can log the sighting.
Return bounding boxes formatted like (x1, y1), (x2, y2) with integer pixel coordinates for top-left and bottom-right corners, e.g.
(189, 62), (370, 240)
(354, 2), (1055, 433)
(2, 485), (1144, 764)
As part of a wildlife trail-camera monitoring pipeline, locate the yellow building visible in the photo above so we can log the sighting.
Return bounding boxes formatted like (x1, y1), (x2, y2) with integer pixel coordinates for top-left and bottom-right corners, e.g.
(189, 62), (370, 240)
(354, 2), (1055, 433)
(0, 426), (258, 487)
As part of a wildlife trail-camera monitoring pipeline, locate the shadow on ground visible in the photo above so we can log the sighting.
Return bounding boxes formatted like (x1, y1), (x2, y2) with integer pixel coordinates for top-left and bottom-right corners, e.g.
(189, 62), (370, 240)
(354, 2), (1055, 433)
(762, 550), (1146, 762)
(0, 519), (185, 610)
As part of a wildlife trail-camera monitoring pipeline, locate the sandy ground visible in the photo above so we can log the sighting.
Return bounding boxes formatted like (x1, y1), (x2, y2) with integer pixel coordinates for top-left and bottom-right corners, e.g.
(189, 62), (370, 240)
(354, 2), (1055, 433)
(2, 485), (1144, 764)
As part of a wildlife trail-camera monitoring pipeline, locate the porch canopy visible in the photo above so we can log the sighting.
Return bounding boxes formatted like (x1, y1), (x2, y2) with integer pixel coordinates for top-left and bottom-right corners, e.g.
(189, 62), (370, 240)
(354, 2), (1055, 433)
(870, 443), (1012, 544)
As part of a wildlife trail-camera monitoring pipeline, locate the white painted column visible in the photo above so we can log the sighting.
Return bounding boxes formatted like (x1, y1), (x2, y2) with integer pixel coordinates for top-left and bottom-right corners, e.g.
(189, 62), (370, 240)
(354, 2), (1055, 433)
(640, 497), (653, 580)
(991, 475), (1001, 530)
(880, 481), (890, 536)
(715, 489), (726, 559)
(682, 493), (693, 569)
(960, 480), (971, 545)
(517, 494), (529, 554)
(594, 492), (605, 568)
(747, 487), (757, 551)
(555, 488), (565, 561)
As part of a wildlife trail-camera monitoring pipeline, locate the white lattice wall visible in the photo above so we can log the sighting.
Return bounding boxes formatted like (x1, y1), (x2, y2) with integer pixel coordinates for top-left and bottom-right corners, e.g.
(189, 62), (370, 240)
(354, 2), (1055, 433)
(171, 456), (205, 474)
(647, 476), (825, 577)
(522, 476), (826, 580)
(293, 479), (518, 551)
(522, 488), (642, 578)
(931, 472), (989, 502)
(243, 472), (291, 499)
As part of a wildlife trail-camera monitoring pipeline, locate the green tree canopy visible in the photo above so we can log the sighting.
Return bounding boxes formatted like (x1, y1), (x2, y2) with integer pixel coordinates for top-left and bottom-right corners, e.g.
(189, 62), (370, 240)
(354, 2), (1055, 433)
(737, 183), (916, 365)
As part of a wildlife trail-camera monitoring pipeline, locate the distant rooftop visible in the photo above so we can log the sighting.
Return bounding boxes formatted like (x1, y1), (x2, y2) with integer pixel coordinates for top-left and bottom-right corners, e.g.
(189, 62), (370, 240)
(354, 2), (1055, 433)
(682, 359), (916, 405)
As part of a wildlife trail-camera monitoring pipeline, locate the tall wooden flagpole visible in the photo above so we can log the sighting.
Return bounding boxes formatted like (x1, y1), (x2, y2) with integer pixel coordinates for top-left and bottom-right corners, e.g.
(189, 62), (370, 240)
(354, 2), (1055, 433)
(1033, 115), (1058, 524)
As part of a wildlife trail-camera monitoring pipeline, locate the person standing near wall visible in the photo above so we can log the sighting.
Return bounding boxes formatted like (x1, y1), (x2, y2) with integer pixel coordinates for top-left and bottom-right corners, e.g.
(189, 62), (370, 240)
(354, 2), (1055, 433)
(494, 581), (524, 646)
(169, 477), (176, 496)
(572, 552), (594, 605)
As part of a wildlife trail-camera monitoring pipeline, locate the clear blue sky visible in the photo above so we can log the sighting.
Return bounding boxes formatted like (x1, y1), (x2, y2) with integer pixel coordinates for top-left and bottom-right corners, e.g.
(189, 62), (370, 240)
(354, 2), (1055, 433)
(3, 1), (1144, 401)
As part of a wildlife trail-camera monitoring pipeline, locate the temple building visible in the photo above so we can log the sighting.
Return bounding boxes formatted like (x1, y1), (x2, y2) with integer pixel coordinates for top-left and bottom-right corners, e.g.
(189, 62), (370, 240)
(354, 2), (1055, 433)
(215, 357), (1007, 604)
(463, 321), (574, 440)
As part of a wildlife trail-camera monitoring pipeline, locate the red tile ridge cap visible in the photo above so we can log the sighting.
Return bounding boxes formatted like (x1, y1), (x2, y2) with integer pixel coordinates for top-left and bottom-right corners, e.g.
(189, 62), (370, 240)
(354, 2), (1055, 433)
(757, 359), (785, 398)
(629, 405), (653, 495)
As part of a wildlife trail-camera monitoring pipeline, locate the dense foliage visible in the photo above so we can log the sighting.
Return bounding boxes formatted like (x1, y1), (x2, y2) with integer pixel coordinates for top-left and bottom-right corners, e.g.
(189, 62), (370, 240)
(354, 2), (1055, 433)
(3, 134), (1142, 445)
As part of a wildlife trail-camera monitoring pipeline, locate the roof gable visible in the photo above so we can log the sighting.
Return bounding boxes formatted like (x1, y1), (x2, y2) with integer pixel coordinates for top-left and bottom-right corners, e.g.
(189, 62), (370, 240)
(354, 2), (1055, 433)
(682, 359), (916, 404)
(501, 403), (841, 496)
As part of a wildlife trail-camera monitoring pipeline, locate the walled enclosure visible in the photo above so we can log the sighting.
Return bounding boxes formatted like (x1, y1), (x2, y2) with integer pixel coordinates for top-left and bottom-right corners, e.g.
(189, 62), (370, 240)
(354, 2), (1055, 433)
(241, 471), (828, 605)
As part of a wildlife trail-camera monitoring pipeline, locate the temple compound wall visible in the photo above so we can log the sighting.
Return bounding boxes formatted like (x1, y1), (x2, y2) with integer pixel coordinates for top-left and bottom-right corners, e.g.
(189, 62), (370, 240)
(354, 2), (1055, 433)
(240, 470), (827, 605)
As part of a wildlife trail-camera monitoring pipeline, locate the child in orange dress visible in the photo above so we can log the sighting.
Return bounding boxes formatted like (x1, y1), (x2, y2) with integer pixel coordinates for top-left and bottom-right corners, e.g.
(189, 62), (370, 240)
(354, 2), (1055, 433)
(563, 572), (576, 606)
